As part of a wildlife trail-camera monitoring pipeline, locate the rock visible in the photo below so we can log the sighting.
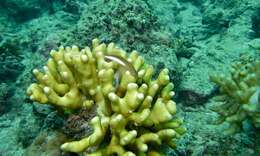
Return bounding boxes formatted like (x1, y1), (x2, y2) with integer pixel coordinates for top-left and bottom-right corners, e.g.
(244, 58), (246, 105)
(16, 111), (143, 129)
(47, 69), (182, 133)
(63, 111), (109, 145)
(25, 130), (68, 156)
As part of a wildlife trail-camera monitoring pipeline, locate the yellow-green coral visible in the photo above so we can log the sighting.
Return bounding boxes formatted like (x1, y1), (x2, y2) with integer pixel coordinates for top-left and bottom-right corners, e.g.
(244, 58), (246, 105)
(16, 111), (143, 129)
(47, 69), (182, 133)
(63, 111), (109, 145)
(210, 56), (260, 134)
(27, 39), (185, 155)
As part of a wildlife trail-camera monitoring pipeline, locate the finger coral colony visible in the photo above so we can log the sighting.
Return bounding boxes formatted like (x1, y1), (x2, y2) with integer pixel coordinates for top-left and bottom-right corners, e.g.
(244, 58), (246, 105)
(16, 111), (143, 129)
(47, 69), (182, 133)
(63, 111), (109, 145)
(27, 38), (185, 155)
(210, 56), (260, 134)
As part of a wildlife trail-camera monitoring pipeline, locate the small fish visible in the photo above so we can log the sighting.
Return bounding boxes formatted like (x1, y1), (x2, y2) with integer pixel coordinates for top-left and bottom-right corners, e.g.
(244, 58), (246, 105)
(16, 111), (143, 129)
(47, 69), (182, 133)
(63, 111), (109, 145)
(104, 55), (138, 87)
(104, 55), (138, 77)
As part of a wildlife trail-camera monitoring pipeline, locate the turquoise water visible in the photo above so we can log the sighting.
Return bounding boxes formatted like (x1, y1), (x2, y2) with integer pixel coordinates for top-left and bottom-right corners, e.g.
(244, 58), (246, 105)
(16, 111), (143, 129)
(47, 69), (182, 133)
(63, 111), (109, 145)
(0, 0), (259, 155)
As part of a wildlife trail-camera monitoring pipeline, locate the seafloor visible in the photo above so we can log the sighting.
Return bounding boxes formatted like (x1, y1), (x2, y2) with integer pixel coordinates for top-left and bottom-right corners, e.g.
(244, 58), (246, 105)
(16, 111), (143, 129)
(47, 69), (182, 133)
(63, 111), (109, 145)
(0, 0), (260, 156)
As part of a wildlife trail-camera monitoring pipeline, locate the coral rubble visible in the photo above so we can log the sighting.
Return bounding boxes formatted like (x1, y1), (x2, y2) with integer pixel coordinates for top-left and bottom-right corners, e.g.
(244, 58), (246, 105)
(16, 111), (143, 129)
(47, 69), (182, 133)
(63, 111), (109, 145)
(27, 39), (185, 155)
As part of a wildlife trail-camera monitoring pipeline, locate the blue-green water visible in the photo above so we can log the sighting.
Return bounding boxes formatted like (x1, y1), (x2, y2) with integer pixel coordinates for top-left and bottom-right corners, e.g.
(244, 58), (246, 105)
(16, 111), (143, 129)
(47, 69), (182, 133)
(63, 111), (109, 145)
(0, 0), (259, 155)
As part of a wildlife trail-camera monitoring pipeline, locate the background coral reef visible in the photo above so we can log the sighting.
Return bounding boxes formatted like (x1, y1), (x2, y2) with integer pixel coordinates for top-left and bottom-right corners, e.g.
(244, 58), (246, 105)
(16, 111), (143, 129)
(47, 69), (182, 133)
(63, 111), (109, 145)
(0, 0), (259, 155)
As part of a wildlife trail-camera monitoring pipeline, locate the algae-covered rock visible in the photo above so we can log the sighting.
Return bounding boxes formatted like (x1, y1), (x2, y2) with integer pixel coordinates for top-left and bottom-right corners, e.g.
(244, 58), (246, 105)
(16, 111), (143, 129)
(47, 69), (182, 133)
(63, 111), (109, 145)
(0, 0), (43, 22)
(0, 83), (9, 115)
(25, 130), (68, 156)
(67, 0), (161, 51)
(0, 37), (24, 82)
(0, 0), (83, 23)
(65, 0), (181, 84)
(252, 7), (260, 38)
(172, 104), (256, 156)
